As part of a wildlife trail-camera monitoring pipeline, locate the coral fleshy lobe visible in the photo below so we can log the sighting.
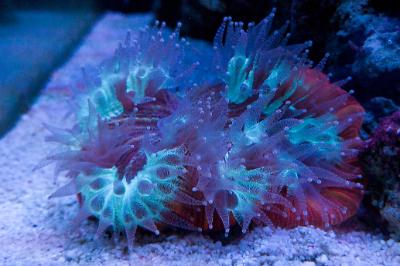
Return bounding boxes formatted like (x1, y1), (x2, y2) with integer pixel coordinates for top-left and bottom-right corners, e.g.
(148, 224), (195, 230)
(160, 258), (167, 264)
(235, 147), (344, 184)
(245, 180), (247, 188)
(44, 11), (365, 245)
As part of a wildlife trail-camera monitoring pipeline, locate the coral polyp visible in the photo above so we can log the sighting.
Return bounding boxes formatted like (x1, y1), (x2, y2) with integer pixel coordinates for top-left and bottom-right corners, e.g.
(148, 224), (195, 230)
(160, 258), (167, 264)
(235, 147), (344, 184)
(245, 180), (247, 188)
(77, 147), (194, 244)
(45, 10), (365, 246)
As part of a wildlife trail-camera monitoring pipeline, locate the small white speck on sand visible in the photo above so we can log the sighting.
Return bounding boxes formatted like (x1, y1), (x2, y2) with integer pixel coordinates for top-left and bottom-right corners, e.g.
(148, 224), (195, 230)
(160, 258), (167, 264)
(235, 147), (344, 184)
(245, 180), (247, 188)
(0, 12), (399, 266)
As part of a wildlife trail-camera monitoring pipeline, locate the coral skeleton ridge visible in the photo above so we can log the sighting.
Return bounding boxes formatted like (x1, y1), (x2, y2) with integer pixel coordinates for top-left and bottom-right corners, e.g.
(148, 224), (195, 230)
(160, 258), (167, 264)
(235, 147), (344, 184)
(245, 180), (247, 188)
(44, 10), (365, 247)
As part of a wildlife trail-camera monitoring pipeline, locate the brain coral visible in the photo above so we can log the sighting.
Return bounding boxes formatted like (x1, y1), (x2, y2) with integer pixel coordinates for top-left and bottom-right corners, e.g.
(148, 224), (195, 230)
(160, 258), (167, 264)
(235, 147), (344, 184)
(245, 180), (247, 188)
(44, 10), (365, 247)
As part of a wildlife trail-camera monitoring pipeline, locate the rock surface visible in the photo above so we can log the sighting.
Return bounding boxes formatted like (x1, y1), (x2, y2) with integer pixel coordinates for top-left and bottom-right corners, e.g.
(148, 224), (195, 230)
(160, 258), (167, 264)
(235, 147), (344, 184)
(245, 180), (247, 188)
(360, 111), (400, 240)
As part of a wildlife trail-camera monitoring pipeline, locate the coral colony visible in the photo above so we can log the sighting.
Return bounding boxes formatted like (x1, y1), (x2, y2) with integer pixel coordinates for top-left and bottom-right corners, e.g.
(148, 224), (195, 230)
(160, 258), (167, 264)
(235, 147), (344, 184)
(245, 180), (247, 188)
(44, 10), (365, 248)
